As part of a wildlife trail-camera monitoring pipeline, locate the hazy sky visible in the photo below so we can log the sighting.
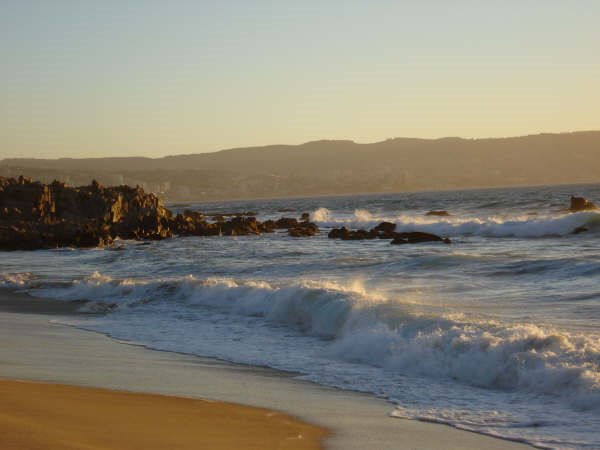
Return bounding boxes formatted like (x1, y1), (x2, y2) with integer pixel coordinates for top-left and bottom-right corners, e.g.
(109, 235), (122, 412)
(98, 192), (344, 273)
(1, 1), (599, 159)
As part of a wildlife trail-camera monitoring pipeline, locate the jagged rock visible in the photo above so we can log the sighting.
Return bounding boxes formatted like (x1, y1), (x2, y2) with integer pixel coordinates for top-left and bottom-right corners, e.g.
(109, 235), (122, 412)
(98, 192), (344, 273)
(0, 176), (172, 249)
(300, 212), (310, 221)
(570, 196), (597, 212)
(220, 216), (260, 236)
(426, 210), (450, 216)
(573, 226), (588, 234)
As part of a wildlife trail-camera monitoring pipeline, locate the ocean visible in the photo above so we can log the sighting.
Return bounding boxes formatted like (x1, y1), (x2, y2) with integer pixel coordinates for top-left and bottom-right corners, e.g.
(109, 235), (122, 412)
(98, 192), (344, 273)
(2, 184), (599, 450)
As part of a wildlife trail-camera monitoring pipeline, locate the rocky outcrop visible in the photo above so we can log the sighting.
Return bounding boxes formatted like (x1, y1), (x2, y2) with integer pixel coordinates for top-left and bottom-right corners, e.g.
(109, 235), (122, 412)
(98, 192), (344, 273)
(426, 210), (450, 216)
(0, 177), (171, 249)
(570, 196), (597, 212)
(0, 177), (323, 249)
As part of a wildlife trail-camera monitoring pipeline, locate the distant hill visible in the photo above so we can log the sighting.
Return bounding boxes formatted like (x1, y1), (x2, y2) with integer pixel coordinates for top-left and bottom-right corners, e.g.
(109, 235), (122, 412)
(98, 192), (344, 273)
(2, 131), (599, 201)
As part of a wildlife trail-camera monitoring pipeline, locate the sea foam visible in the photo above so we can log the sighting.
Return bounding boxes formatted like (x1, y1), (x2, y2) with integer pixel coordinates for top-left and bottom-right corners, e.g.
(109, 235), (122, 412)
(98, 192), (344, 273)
(26, 271), (600, 412)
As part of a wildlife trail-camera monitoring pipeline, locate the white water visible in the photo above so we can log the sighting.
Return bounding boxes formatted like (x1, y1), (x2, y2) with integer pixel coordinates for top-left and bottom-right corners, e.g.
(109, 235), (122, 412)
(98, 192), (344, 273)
(312, 207), (600, 238)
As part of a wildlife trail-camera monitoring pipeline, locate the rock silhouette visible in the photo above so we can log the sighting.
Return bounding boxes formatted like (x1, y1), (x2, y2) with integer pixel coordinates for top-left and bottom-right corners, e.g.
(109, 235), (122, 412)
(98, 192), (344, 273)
(0, 176), (320, 250)
(328, 221), (451, 245)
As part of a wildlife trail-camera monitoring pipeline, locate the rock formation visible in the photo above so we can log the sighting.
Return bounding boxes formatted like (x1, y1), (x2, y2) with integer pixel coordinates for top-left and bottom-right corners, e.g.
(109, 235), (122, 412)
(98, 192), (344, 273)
(328, 221), (451, 245)
(0, 176), (320, 250)
(0, 177), (173, 250)
(569, 196), (597, 212)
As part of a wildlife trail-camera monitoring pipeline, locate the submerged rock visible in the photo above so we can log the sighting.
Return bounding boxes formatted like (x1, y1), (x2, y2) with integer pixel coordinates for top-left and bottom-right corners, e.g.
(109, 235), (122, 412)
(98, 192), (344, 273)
(391, 231), (451, 245)
(426, 210), (450, 216)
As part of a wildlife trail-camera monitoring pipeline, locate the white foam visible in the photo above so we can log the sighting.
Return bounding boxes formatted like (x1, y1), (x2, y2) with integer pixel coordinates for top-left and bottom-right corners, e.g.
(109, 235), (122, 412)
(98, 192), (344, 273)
(0, 272), (33, 289)
(25, 272), (600, 412)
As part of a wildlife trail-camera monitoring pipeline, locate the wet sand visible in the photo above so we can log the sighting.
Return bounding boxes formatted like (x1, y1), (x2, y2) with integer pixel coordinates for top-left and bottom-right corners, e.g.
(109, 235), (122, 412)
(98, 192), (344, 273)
(0, 379), (325, 450)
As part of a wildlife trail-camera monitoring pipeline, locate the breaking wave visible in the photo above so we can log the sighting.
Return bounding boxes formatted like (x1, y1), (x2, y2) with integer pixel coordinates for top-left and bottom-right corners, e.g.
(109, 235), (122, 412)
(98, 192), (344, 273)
(26, 271), (600, 412)
(310, 208), (600, 238)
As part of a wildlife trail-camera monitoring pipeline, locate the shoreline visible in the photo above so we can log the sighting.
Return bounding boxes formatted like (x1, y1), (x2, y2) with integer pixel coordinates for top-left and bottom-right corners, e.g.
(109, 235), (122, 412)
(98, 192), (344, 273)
(0, 290), (532, 450)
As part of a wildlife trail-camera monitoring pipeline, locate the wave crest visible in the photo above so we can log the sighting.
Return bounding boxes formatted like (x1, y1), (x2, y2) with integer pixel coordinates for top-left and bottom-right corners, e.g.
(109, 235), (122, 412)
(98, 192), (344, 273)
(25, 271), (600, 411)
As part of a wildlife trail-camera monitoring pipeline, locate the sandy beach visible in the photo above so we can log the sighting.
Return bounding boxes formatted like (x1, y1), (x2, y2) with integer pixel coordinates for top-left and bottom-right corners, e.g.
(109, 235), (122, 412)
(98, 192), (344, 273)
(0, 379), (325, 450)
(0, 291), (532, 450)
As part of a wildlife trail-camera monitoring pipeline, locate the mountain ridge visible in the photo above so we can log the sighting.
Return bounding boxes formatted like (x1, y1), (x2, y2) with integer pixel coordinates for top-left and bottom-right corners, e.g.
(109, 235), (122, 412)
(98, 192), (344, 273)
(2, 131), (599, 201)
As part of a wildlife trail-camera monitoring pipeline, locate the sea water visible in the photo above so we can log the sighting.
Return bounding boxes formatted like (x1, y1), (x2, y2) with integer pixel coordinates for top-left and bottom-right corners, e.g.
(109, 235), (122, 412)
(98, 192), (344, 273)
(2, 184), (599, 449)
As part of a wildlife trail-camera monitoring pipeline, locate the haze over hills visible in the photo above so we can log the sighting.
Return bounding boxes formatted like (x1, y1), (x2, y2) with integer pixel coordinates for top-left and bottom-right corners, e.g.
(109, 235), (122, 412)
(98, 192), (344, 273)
(1, 131), (599, 201)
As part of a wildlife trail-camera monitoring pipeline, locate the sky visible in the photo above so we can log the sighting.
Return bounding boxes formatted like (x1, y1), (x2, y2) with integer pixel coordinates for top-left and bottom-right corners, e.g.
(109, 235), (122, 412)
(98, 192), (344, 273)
(1, 0), (599, 159)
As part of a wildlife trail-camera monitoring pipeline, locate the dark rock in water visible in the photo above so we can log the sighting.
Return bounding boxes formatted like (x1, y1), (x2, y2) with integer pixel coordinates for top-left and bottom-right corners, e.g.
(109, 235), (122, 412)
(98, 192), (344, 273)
(260, 219), (276, 233)
(371, 221), (397, 239)
(221, 216), (261, 236)
(328, 225), (448, 244)
(391, 231), (451, 245)
(288, 221), (319, 237)
(426, 210), (450, 216)
(373, 221), (396, 233)
(300, 212), (310, 221)
(275, 217), (299, 229)
(573, 226), (589, 234)
(570, 196), (597, 212)
(328, 227), (376, 240)
(328, 227), (349, 239)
